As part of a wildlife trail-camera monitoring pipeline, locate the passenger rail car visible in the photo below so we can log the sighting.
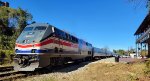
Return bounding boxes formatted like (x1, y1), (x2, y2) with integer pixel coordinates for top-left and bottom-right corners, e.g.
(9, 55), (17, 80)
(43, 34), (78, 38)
(14, 23), (93, 71)
(92, 47), (114, 59)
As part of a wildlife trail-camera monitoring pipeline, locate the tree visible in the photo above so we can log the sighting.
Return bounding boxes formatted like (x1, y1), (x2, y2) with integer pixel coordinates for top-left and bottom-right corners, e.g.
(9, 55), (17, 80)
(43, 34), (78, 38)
(128, 47), (136, 54)
(0, 7), (32, 32)
(0, 6), (32, 64)
(0, 6), (32, 51)
(113, 49), (117, 53)
(101, 46), (110, 54)
(129, 0), (150, 10)
(16, 8), (32, 32)
(113, 49), (126, 55)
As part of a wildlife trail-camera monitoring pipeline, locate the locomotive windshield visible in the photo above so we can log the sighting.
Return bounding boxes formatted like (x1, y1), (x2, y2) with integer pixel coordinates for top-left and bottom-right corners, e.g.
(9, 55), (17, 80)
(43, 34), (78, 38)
(34, 26), (47, 31)
(23, 27), (33, 31)
(16, 24), (52, 44)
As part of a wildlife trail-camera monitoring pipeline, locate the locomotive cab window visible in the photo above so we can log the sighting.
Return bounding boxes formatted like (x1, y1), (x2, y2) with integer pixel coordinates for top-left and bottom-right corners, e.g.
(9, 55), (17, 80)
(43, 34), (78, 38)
(34, 26), (47, 31)
(23, 27), (33, 31)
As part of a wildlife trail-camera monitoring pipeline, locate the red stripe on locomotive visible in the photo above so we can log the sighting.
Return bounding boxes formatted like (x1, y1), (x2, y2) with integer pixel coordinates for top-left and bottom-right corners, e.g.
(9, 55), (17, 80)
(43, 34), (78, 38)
(16, 38), (78, 48)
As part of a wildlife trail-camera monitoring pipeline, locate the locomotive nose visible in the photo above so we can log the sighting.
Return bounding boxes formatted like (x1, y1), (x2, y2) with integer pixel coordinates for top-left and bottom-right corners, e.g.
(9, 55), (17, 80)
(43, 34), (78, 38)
(14, 55), (39, 71)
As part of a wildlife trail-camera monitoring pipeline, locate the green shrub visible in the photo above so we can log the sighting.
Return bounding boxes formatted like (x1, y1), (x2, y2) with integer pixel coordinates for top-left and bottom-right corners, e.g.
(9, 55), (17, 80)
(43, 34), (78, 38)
(0, 50), (14, 65)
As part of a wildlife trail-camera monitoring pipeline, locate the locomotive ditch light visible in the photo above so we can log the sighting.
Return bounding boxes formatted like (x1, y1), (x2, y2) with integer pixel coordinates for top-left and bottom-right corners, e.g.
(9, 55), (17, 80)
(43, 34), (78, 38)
(15, 49), (18, 52)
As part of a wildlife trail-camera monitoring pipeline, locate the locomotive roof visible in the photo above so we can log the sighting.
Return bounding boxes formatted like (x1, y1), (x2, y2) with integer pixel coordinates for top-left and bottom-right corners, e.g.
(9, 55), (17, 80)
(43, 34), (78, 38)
(26, 23), (92, 44)
(134, 13), (150, 35)
(27, 23), (50, 27)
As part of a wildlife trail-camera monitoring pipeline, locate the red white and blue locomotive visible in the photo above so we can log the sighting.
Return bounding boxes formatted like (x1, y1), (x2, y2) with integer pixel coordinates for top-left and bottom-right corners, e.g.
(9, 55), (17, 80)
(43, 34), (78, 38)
(14, 23), (116, 71)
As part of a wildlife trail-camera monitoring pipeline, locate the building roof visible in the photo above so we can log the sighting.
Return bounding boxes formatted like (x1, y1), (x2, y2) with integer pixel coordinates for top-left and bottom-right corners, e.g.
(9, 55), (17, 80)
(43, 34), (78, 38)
(134, 14), (150, 35)
(0, 1), (9, 7)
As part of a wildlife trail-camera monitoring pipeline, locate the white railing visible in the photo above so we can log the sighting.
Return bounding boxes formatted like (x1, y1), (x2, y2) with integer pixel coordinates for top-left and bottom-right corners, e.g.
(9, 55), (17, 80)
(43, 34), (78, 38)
(136, 27), (150, 43)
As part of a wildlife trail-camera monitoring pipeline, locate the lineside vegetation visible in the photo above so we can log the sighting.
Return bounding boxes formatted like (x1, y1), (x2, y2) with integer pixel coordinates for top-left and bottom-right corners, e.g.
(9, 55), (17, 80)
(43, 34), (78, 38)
(0, 6), (32, 64)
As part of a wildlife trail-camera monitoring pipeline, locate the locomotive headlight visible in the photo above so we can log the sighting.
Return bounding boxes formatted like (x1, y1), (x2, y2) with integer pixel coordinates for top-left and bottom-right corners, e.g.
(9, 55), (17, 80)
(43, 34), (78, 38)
(31, 49), (36, 53)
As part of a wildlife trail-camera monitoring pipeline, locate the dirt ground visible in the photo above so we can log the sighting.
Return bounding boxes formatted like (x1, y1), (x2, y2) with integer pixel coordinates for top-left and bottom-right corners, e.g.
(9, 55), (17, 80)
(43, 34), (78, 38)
(16, 59), (150, 81)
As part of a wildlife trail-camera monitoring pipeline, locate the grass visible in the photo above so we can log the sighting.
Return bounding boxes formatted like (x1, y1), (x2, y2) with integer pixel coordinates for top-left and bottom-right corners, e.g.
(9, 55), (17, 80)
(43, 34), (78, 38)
(16, 60), (150, 81)
(0, 63), (13, 67)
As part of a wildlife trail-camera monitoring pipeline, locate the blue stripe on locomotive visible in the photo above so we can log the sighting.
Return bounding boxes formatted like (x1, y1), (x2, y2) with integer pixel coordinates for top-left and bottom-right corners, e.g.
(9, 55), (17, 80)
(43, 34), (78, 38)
(16, 49), (49, 53)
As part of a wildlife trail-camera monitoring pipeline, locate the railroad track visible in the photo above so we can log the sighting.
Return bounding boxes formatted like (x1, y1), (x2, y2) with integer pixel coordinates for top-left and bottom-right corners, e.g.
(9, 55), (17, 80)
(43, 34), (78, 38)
(0, 64), (78, 81)
(0, 71), (26, 81)
(0, 60), (94, 81)
(0, 66), (14, 72)
(0, 66), (27, 81)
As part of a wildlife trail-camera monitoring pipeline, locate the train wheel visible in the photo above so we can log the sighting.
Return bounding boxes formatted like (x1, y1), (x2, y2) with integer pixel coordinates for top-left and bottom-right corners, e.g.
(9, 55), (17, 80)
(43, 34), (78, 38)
(85, 57), (91, 61)
(82, 58), (86, 62)
(74, 59), (82, 64)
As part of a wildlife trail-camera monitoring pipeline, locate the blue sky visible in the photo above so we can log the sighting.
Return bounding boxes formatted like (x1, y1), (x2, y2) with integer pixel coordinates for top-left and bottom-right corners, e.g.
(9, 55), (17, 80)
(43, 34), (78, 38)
(3, 0), (148, 50)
